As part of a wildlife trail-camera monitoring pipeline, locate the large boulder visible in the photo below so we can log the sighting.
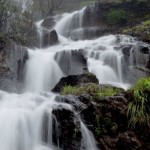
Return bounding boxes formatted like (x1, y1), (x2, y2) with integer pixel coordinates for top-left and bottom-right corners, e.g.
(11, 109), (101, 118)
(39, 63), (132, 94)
(54, 50), (87, 75)
(42, 30), (58, 47)
(52, 73), (99, 93)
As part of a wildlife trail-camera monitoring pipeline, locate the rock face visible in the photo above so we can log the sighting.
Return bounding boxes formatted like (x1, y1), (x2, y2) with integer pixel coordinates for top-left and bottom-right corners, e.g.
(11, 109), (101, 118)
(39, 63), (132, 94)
(51, 89), (150, 149)
(78, 1), (150, 39)
(52, 108), (81, 150)
(54, 50), (87, 75)
(42, 30), (58, 47)
(0, 38), (28, 92)
(51, 73), (150, 149)
(41, 17), (55, 29)
(120, 41), (150, 83)
(52, 73), (99, 93)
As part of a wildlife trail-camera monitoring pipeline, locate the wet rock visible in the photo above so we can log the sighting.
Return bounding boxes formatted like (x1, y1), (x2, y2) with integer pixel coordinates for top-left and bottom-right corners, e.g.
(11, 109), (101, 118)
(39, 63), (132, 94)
(52, 73), (99, 93)
(43, 30), (58, 47)
(54, 50), (87, 75)
(122, 45), (132, 57)
(139, 45), (150, 54)
(52, 108), (81, 150)
(146, 56), (150, 69)
(117, 131), (142, 150)
(41, 17), (55, 29)
(0, 39), (28, 92)
(81, 95), (128, 136)
(55, 95), (87, 111)
(0, 39), (5, 51)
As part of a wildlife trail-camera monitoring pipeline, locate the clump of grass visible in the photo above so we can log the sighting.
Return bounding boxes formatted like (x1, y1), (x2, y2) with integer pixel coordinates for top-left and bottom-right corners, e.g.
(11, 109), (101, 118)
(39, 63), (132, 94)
(61, 84), (122, 98)
(61, 84), (99, 96)
(96, 87), (120, 97)
(127, 77), (150, 128)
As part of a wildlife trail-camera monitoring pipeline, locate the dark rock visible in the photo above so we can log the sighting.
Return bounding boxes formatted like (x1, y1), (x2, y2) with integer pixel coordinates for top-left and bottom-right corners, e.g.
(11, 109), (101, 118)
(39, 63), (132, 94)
(81, 95), (128, 136)
(52, 73), (99, 93)
(43, 30), (58, 47)
(0, 39), (5, 51)
(41, 17), (55, 29)
(52, 108), (81, 150)
(117, 131), (142, 150)
(55, 95), (87, 111)
(139, 45), (150, 54)
(146, 56), (150, 69)
(54, 50), (87, 75)
(122, 45), (132, 57)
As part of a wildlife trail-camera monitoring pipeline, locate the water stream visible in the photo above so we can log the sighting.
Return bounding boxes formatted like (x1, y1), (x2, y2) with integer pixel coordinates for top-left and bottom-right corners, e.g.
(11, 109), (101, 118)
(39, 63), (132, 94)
(0, 6), (147, 150)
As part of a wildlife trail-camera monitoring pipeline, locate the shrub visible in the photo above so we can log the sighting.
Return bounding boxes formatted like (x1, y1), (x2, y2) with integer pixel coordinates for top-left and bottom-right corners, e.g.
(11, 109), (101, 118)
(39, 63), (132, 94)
(107, 9), (127, 25)
(127, 77), (150, 128)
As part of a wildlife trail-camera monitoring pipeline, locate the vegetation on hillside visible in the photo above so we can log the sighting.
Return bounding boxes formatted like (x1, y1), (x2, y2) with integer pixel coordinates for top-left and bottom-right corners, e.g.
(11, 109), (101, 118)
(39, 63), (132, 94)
(107, 9), (127, 25)
(123, 20), (150, 41)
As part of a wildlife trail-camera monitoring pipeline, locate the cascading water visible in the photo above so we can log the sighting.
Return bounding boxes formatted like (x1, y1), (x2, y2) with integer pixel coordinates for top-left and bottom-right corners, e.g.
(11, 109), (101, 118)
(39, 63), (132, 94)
(24, 49), (64, 92)
(36, 20), (44, 48)
(0, 5), (148, 150)
(55, 7), (86, 39)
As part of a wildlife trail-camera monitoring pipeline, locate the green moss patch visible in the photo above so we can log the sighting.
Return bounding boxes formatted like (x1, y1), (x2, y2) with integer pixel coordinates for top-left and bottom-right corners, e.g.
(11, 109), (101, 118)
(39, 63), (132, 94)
(61, 83), (123, 98)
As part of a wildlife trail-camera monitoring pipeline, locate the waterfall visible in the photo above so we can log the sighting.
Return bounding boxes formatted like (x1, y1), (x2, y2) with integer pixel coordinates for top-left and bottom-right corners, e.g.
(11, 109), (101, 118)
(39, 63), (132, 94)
(24, 49), (64, 92)
(36, 20), (44, 48)
(80, 121), (98, 150)
(0, 5), (148, 150)
(54, 7), (86, 39)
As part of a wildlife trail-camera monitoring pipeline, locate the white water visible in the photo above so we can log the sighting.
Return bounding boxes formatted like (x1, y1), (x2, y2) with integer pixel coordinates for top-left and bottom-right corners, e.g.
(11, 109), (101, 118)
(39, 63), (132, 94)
(80, 121), (98, 150)
(0, 6), (143, 150)
(24, 49), (64, 93)
(36, 20), (44, 48)
(55, 7), (85, 39)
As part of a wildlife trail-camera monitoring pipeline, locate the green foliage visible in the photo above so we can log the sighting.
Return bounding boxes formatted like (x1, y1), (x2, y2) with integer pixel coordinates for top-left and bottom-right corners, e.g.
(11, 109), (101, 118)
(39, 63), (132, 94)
(96, 87), (119, 97)
(123, 20), (150, 40)
(107, 9), (127, 25)
(127, 77), (150, 128)
(61, 84), (99, 96)
(61, 84), (122, 99)
(143, 20), (150, 26)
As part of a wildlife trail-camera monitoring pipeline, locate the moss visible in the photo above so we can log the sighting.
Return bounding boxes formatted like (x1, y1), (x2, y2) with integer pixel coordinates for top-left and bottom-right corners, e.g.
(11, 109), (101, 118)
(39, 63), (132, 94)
(94, 117), (118, 137)
(127, 77), (150, 128)
(122, 20), (150, 40)
(107, 9), (127, 25)
(96, 87), (120, 97)
(143, 20), (150, 26)
(61, 84), (122, 98)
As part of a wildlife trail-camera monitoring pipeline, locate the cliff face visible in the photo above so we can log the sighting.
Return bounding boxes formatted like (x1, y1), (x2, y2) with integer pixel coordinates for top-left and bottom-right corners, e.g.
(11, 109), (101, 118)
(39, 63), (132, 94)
(0, 38), (28, 92)
(78, 1), (150, 39)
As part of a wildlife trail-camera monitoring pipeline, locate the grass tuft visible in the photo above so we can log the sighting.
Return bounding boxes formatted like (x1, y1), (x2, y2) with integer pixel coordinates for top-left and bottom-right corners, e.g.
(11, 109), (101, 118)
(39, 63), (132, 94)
(61, 84), (122, 98)
(127, 77), (150, 128)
